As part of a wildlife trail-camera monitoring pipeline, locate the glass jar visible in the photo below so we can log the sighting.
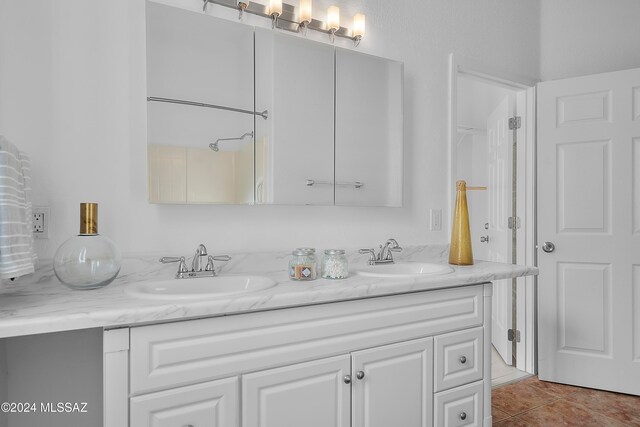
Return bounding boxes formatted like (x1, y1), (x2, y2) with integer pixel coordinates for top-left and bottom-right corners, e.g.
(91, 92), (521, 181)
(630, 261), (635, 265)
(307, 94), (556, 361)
(321, 249), (349, 279)
(53, 203), (121, 290)
(289, 248), (317, 281)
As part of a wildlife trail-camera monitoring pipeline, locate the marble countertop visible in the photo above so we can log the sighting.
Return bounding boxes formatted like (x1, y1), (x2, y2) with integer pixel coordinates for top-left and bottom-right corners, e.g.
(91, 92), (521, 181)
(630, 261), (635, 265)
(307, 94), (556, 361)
(0, 245), (538, 339)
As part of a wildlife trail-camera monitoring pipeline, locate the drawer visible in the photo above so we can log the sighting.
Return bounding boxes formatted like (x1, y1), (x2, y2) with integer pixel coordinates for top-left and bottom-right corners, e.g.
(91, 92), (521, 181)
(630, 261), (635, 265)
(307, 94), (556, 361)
(130, 377), (238, 427)
(130, 285), (483, 394)
(434, 326), (483, 392)
(434, 381), (483, 427)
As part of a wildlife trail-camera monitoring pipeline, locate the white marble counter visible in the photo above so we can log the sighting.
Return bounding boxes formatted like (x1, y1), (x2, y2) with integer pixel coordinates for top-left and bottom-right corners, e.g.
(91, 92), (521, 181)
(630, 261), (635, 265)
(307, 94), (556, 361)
(0, 245), (537, 338)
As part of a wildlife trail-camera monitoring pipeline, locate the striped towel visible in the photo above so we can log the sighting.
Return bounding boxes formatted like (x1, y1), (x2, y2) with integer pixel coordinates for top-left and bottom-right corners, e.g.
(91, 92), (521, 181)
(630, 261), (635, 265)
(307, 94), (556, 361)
(0, 135), (37, 280)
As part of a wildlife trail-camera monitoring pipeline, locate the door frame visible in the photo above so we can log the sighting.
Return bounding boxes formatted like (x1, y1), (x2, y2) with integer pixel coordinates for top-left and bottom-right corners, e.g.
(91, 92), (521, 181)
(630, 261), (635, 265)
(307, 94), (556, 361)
(447, 53), (538, 374)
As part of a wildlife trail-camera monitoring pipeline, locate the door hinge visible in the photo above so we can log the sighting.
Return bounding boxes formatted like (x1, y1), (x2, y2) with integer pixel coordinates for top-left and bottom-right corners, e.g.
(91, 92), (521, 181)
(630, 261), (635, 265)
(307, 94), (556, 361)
(508, 116), (521, 130)
(508, 329), (521, 343)
(508, 216), (521, 229)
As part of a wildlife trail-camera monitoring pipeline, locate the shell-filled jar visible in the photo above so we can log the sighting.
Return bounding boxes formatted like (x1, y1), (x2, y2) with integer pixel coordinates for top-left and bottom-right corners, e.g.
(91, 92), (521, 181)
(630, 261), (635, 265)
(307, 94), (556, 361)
(289, 248), (317, 281)
(321, 249), (348, 279)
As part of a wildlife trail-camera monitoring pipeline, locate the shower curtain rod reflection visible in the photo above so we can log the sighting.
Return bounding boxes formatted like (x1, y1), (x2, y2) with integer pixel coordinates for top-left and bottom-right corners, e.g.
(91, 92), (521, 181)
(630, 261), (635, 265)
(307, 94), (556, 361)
(147, 97), (269, 120)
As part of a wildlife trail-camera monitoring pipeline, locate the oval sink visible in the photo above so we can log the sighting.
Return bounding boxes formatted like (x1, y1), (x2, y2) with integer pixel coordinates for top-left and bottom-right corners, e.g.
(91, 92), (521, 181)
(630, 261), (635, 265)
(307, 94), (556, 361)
(355, 262), (454, 278)
(126, 275), (277, 300)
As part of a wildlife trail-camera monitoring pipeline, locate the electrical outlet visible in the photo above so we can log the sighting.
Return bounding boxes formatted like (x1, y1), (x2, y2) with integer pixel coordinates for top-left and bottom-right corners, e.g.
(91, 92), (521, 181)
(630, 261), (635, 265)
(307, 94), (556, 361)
(430, 209), (442, 231)
(32, 206), (50, 239)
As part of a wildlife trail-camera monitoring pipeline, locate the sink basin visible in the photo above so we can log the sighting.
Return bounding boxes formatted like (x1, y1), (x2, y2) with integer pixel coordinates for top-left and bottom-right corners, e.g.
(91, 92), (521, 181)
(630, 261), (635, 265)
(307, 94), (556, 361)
(355, 262), (454, 278)
(126, 275), (277, 300)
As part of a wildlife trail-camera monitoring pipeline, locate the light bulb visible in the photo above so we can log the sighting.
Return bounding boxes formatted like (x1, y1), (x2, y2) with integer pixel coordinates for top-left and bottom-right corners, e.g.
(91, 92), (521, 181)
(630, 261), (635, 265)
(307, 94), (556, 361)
(299, 0), (312, 26)
(327, 5), (340, 31)
(353, 13), (365, 46)
(270, 0), (282, 16)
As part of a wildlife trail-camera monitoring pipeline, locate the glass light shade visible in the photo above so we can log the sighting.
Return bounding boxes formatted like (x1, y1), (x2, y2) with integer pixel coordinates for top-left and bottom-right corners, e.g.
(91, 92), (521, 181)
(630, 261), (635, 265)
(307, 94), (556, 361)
(353, 13), (365, 37)
(299, 0), (312, 24)
(54, 234), (121, 290)
(269, 0), (282, 16)
(327, 5), (340, 31)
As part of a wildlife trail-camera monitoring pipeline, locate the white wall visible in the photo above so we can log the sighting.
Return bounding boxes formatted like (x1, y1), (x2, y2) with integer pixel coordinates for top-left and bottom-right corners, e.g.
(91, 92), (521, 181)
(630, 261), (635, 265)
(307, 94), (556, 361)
(540, 0), (640, 81)
(5, 329), (102, 427)
(0, 0), (540, 260)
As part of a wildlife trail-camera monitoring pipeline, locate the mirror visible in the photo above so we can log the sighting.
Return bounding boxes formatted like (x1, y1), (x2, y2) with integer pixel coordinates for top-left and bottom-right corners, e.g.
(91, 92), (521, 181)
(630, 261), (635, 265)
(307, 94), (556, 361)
(335, 48), (403, 207)
(146, 3), (403, 206)
(146, 3), (255, 204)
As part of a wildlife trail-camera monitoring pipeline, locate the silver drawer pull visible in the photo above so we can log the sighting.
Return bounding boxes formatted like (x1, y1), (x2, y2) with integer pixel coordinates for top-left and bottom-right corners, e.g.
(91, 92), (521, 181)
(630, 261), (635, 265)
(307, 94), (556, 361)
(459, 355), (467, 364)
(343, 375), (352, 384)
(459, 412), (467, 420)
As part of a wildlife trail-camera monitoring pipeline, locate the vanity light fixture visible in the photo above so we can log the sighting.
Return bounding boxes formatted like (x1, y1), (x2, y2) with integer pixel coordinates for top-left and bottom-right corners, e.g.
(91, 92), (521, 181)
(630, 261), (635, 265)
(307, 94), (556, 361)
(201, 0), (365, 46)
(327, 5), (340, 43)
(269, 0), (283, 28)
(352, 13), (365, 46)
(237, 0), (249, 19)
(298, 0), (312, 34)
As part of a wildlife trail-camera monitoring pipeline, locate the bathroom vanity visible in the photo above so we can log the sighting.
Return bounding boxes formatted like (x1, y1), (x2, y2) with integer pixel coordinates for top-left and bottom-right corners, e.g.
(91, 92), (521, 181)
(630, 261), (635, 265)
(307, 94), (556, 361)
(0, 248), (536, 427)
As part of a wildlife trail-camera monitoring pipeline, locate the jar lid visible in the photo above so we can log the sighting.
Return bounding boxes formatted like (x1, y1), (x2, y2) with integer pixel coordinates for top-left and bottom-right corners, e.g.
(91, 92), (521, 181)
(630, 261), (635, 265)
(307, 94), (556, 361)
(292, 247), (316, 256)
(324, 249), (345, 255)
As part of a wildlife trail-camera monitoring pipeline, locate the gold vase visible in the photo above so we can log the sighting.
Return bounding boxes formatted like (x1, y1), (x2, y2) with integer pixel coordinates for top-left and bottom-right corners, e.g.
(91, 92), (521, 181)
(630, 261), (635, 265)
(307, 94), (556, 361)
(449, 180), (474, 265)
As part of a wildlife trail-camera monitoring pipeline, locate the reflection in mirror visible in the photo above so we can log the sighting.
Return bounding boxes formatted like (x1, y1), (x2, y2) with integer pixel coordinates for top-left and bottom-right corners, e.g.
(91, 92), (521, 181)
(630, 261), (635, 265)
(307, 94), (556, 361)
(335, 49), (403, 207)
(146, 2), (255, 204)
(255, 30), (334, 205)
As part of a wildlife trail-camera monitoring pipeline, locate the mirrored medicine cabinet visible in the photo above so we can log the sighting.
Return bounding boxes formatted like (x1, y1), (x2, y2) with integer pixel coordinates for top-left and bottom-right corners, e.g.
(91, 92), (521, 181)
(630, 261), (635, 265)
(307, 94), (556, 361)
(146, 2), (403, 206)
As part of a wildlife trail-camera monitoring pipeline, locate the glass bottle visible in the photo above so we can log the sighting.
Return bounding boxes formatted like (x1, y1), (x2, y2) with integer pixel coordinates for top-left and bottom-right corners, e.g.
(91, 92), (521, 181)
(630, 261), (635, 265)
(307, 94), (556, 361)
(53, 203), (121, 290)
(288, 247), (317, 281)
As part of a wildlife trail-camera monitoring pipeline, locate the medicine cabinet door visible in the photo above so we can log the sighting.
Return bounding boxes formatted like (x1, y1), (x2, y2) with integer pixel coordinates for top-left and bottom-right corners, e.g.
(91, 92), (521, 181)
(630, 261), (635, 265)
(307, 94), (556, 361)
(255, 29), (335, 205)
(146, 2), (255, 204)
(335, 48), (403, 207)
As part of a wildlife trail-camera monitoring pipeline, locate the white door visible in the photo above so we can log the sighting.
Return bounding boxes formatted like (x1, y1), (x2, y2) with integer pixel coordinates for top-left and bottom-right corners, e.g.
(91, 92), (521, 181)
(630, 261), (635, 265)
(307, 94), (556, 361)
(537, 67), (640, 395)
(487, 95), (515, 365)
(351, 337), (433, 427)
(242, 354), (351, 427)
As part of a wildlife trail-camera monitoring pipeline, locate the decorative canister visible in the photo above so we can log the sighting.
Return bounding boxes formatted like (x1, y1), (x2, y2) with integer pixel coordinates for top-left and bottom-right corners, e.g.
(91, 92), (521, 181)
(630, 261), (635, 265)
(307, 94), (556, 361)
(53, 203), (121, 290)
(289, 248), (317, 281)
(321, 249), (349, 279)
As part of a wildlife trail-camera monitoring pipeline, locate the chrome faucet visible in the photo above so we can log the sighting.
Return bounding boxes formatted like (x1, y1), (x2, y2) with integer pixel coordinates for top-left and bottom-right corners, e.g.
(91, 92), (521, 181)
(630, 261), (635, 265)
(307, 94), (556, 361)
(160, 244), (232, 279)
(359, 238), (403, 266)
(191, 244), (208, 272)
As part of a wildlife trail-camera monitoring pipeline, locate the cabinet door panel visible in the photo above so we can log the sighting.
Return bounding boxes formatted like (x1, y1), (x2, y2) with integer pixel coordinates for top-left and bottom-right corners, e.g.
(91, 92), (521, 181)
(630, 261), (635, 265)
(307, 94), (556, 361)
(242, 355), (351, 427)
(352, 337), (433, 427)
(130, 377), (238, 427)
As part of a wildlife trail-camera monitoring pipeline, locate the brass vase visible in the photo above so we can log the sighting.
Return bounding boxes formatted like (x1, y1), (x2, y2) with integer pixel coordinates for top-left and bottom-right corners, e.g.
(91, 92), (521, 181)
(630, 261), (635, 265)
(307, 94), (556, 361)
(449, 180), (474, 265)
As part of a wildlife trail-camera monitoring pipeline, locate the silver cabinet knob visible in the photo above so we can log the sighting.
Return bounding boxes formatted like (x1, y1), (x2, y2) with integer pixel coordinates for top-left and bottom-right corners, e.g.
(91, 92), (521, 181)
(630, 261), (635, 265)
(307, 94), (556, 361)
(542, 241), (555, 253)
(459, 355), (467, 364)
(459, 412), (467, 420)
(343, 375), (352, 384)
(356, 370), (365, 380)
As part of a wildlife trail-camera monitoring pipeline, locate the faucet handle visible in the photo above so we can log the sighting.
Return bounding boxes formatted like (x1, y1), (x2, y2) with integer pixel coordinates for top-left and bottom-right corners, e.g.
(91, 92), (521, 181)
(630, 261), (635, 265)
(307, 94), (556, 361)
(359, 248), (377, 264)
(159, 256), (188, 273)
(213, 255), (231, 262)
(205, 255), (232, 274)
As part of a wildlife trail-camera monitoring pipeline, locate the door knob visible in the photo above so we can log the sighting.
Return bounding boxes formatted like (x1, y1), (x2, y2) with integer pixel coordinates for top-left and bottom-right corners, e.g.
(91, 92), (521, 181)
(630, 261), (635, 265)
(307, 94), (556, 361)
(542, 241), (555, 253)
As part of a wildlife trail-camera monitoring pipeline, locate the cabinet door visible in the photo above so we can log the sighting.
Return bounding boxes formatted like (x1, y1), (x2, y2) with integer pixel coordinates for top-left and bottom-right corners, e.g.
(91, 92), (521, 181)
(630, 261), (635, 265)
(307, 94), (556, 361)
(352, 337), (434, 427)
(130, 377), (238, 427)
(242, 355), (351, 427)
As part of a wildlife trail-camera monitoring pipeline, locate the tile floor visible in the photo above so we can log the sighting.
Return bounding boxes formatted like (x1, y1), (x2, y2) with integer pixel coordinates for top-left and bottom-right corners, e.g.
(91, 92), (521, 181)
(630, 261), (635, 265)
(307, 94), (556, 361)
(492, 376), (640, 426)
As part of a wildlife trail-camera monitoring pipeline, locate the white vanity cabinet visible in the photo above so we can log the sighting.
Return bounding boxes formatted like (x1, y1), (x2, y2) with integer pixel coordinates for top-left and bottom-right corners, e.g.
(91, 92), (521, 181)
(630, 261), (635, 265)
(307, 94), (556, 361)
(105, 283), (493, 427)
